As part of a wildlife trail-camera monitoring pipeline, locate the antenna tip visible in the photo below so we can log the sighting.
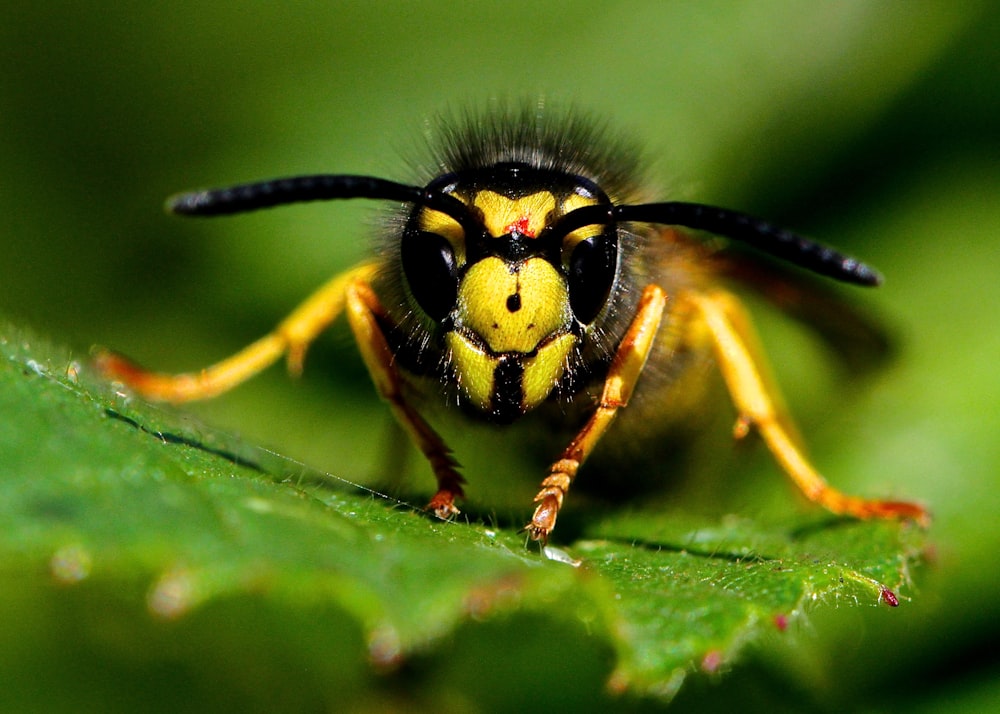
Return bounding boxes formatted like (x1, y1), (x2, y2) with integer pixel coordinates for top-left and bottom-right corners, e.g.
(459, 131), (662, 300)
(845, 259), (884, 287)
(165, 191), (209, 215)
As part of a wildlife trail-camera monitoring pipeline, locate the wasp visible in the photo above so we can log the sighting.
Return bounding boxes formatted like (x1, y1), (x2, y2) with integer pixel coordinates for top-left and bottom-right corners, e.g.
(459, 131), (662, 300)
(97, 107), (928, 542)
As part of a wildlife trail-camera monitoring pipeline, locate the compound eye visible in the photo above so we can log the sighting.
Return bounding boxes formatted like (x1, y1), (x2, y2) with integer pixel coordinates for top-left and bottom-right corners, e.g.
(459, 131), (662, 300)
(400, 230), (458, 321)
(567, 230), (618, 324)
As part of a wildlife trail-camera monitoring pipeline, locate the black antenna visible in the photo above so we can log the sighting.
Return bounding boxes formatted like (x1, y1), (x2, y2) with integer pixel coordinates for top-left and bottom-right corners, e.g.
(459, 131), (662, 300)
(552, 201), (882, 287)
(166, 174), (880, 287)
(166, 174), (476, 232)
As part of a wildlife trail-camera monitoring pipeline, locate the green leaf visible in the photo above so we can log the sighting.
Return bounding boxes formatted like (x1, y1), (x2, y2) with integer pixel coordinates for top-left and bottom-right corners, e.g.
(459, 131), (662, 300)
(0, 325), (924, 710)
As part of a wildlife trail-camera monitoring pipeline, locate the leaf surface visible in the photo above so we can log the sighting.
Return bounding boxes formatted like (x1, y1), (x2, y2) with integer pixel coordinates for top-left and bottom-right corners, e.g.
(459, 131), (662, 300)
(0, 328), (924, 708)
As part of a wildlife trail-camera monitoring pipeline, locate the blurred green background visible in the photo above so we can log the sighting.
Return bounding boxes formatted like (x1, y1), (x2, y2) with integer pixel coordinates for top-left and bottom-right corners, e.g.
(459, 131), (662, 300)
(2, 1), (999, 711)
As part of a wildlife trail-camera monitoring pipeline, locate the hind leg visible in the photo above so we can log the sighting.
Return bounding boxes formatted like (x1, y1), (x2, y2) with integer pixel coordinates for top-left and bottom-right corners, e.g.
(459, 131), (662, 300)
(682, 288), (929, 525)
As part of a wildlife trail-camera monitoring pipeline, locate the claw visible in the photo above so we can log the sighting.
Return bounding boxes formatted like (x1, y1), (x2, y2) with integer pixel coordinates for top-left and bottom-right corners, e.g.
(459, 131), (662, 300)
(526, 494), (560, 543)
(427, 489), (461, 520)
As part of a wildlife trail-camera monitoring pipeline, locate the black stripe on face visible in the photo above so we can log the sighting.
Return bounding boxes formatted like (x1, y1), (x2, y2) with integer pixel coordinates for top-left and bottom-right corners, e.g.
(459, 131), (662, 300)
(490, 356), (525, 424)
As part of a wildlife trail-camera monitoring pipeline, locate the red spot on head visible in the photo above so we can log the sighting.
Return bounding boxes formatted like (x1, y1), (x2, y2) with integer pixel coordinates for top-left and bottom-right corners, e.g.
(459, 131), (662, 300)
(880, 586), (899, 607)
(505, 215), (535, 237)
(773, 613), (789, 631)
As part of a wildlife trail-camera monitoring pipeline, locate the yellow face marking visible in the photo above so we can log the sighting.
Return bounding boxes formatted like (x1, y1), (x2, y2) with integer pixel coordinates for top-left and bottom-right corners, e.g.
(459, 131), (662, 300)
(444, 330), (578, 414)
(559, 192), (603, 256)
(419, 207), (466, 264)
(521, 333), (576, 410)
(473, 191), (556, 238)
(457, 256), (570, 354)
(418, 207), (464, 241)
(444, 331), (495, 411)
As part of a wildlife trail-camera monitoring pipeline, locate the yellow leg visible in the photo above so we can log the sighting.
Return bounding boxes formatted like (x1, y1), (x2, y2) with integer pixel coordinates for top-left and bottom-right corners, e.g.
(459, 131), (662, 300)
(343, 280), (465, 518)
(527, 284), (668, 541)
(99, 259), (464, 517)
(683, 289), (929, 526)
(96, 262), (379, 402)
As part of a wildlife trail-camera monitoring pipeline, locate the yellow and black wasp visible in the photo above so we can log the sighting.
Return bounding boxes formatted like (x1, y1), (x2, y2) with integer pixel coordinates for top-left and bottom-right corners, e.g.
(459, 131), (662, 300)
(98, 106), (928, 541)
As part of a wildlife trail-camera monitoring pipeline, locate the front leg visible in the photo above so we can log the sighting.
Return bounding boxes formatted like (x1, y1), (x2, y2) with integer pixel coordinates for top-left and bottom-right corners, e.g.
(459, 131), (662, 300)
(96, 262), (380, 402)
(527, 285), (667, 542)
(343, 280), (465, 518)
